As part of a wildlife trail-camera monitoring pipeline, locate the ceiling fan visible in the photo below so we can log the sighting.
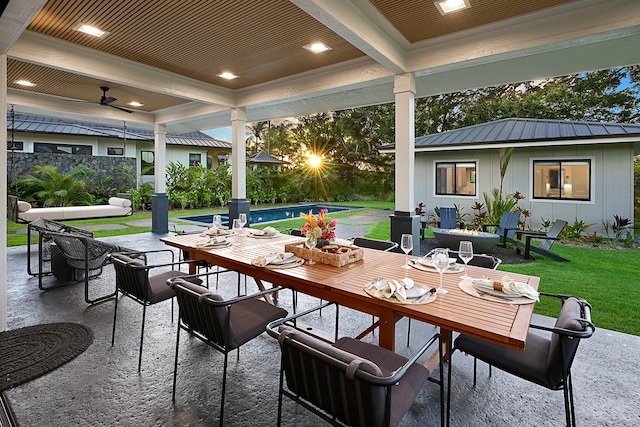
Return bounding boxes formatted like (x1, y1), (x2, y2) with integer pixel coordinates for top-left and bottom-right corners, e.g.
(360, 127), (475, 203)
(99, 86), (133, 113)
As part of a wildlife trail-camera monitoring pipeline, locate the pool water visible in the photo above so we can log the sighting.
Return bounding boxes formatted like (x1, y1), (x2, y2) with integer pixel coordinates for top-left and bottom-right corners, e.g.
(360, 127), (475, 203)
(179, 204), (356, 227)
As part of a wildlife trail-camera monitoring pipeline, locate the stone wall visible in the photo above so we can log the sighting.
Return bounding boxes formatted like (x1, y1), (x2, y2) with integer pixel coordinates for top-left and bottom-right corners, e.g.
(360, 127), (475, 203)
(7, 152), (137, 188)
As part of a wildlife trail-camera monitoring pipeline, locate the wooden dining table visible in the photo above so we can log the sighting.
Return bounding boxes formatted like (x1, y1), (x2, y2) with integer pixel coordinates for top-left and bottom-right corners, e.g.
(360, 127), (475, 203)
(161, 231), (539, 367)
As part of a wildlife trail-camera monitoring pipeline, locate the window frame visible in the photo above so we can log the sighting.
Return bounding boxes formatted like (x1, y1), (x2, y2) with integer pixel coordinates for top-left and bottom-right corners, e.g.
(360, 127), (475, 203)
(34, 142), (92, 155)
(434, 160), (477, 197)
(189, 153), (202, 167)
(531, 158), (592, 202)
(141, 150), (155, 176)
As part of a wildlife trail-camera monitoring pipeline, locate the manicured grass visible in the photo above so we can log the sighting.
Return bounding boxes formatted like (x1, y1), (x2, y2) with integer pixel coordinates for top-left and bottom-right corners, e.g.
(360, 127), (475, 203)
(7, 203), (636, 336)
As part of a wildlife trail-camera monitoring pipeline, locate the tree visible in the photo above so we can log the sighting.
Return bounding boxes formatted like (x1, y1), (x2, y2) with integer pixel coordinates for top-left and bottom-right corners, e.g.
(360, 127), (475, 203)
(18, 165), (93, 207)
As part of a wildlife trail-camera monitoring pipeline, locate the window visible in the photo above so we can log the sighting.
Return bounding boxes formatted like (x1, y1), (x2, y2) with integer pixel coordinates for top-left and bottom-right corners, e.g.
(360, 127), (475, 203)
(141, 151), (155, 175)
(533, 159), (591, 200)
(107, 147), (124, 156)
(189, 153), (201, 166)
(435, 162), (476, 196)
(7, 141), (23, 151)
(34, 142), (91, 155)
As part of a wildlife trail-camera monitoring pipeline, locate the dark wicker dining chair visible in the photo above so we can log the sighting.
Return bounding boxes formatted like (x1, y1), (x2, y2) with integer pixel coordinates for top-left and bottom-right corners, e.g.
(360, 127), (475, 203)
(168, 276), (288, 425)
(267, 302), (444, 427)
(447, 294), (595, 427)
(110, 250), (202, 372)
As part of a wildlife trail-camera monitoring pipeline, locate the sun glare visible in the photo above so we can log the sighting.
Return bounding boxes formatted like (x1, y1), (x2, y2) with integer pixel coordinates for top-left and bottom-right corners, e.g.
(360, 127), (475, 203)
(308, 154), (322, 168)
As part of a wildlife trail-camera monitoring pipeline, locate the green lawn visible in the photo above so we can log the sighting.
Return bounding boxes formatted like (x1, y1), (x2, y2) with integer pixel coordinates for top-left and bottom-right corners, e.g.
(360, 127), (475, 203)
(7, 202), (637, 336)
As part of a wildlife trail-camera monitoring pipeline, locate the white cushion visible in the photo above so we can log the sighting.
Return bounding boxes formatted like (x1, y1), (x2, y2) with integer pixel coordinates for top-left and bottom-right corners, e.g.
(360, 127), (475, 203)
(108, 197), (132, 208)
(17, 201), (32, 212)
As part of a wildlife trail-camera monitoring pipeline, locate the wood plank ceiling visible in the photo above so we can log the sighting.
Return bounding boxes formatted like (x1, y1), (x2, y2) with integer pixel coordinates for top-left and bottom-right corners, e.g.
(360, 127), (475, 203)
(7, 0), (572, 114)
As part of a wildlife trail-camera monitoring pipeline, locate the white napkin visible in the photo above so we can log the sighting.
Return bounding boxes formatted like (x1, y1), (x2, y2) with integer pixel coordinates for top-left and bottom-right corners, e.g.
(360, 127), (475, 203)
(250, 226), (278, 236)
(251, 252), (295, 267)
(194, 235), (227, 248)
(472, 275), (539, 301)
(200, 225), (226, 237)
(370, 279), (410, 303)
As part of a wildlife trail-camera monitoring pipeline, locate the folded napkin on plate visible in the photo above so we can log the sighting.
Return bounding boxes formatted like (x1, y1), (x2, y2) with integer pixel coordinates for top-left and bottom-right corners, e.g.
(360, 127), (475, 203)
(472, 275), (539, 301)
(368, 278), (414, 303)
(200, 226), (226, 237)
(250, 226), (278, 236)
(251, 252), (295, 267)
(194, 235), (227, 248)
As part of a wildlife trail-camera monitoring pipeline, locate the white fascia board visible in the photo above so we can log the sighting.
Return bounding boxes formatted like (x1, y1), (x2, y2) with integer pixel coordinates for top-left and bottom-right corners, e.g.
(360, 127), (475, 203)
(236, 55), (393, 109)
(379, 136), (640, 154)
(407, 0), (640, 81)
(292, 0), (408, 73)
(9, 31), (236, 107)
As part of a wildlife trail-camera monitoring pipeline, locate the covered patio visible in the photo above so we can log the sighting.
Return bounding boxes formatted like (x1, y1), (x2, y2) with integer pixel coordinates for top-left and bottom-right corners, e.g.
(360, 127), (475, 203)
(3, 231), (639, 426)
(2, 1), (640, 425)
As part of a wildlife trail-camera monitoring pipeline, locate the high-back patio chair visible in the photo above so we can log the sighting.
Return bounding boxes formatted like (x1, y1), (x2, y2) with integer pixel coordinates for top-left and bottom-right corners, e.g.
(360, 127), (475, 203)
(515, 219), (569, 262)
(481, 211), (521, 247)
(447, 294), (594, 427)
(168, 276), (288, 425)
(267, 302), (444, 427)
(110, 250), (202, 372)
(49, 231), (131, 304)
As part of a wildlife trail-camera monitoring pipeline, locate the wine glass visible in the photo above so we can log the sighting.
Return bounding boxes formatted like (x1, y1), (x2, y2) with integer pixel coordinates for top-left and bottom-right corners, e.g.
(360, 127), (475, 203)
(401, 234), (413, 269)
(232, 218), (242, 244)
(432, 248), (449, 294)
(212, 214), (222, 229)
(458, 240), (474, 279)
(238, 213), (247, 235)
(305, 230), (317, 264)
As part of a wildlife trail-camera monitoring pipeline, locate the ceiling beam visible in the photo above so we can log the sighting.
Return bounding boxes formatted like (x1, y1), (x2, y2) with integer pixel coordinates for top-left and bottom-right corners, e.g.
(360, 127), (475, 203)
(292, 0), (408, 74)
(9, 31), (237, 108)
(0, 0), (45, 54)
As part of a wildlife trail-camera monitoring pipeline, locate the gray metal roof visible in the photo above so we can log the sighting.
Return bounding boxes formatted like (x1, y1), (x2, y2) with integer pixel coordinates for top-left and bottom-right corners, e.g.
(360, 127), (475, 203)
(379, 118), (640, 151)
(7, 114), (231, 149)
(246, 151), (286, 164)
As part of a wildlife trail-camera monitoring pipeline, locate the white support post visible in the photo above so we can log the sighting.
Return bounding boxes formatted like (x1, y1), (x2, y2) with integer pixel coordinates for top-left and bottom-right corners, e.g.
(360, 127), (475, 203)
(1, 54), (8, 330)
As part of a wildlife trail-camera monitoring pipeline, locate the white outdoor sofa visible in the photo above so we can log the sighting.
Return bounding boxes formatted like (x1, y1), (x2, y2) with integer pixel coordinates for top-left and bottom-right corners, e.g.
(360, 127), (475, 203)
(8, 193), (133, 223)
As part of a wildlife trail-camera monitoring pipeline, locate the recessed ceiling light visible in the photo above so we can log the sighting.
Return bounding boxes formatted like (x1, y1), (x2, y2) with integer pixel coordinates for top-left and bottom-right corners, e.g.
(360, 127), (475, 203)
(434, 0), (470, 15)
(217, 72), (238, 80)
(14, 80), (37, 87)
(128, 101), (144, 107)
(303, 42), (332, 53)
(73, 23), (110, 38)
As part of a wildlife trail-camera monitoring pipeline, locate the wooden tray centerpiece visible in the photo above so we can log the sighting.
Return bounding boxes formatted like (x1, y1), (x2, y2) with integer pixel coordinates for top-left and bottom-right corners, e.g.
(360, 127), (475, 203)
(284, 242), (364, 267)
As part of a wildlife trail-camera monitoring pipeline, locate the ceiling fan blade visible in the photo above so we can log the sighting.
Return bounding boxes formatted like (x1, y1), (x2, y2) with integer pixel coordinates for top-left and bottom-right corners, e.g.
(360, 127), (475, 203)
(100, 96), (118, 105)
(107, 104), (134, 113)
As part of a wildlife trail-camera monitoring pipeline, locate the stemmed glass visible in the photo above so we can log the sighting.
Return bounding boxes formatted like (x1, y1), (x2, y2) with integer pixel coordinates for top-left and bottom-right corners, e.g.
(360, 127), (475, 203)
(238, 213), (247, 235)
(305, 230), (317, 264)
(232, 218), (242, 245)
(401, 234), (413, 269)
(432, 247), (449, 294)
(458, 240), (474, 279)
(212, 214), (222, 229)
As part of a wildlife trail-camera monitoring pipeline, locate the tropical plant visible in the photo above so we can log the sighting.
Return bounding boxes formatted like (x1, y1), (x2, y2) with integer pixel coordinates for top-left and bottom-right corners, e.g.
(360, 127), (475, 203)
(17, 165), (93, 207)
(482, 188), (519, 224)
(563, 217), (595, 239)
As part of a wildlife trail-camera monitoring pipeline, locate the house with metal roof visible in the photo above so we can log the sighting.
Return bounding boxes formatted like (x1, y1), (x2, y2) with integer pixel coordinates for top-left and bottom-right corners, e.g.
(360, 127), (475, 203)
(379, 118), (640, 234)
(6, 114), (232, 186)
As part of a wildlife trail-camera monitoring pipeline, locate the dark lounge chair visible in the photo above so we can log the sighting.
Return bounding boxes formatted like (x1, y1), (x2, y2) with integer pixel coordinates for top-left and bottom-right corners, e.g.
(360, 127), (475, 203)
(515, 219), (569, 262)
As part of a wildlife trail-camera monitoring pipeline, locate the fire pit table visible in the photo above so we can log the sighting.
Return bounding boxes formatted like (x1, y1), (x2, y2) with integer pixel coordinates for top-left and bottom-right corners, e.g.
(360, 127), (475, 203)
(432, 228), (500, 253)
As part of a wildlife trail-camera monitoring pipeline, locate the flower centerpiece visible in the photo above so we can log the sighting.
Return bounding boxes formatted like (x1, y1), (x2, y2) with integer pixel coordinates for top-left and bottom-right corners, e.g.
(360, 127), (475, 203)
(300, 209), (336, 247)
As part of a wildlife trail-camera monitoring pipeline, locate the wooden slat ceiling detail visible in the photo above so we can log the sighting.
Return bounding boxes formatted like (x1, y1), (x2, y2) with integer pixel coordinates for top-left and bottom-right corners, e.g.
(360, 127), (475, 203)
(7, 59), (188, 112)
(371, 0), (573, 43)
(25, 0), (364, 90)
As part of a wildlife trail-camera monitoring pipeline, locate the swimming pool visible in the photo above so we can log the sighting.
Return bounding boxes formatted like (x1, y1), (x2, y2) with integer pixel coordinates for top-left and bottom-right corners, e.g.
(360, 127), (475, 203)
(179, 204), (357, 227)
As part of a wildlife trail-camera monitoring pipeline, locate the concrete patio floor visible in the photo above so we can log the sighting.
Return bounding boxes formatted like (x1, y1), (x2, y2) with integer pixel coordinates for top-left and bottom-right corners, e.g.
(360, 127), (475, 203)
(3, 223), (640, 426)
